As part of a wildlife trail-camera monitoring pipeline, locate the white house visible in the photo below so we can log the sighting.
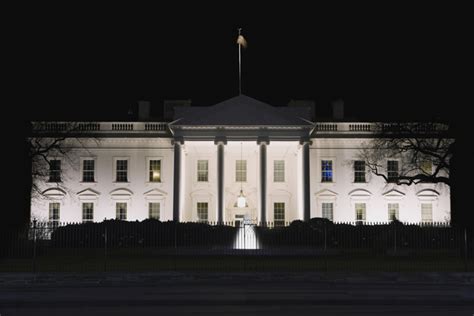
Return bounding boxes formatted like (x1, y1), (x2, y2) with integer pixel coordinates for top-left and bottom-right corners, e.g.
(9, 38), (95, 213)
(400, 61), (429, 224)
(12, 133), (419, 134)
(31, 95), (451, 225)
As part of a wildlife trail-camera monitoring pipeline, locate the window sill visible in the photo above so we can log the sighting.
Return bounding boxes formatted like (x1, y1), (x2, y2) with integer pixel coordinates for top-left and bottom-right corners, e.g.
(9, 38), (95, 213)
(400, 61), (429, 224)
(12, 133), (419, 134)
(113, 182), (130, 186)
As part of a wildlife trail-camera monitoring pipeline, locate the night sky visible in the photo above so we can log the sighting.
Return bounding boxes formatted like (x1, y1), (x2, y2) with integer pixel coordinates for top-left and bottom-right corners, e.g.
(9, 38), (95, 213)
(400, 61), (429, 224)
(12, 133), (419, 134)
(17, 4), (470, 124)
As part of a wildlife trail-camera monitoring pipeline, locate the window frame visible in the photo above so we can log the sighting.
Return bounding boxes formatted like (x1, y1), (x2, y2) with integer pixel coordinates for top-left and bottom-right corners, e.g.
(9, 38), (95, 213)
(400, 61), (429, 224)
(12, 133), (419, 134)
(197, 160), (209, 182)
(114, 157), (129, 183)
(388, 203), (399, 221)
(81, 158), (96, 183)
(355, 203), (366, 222)
(48, 159), (62, 183)
(82, 202), (94, 222)
(387, 160), (399, 182)
(115, 202), (127, 220)
(421, 203), (433, 223)
(197, 202), (208, 223)
(235, 159), (247, 182)
(353, 160), (366, 183)
(148, 202), (160, 220)
(273, 160), (285, 183)
(322, 202), (334, 221)
(273, 202), (285, 227)
(321, 159), (334, 183)
(147, 158), (162, 183)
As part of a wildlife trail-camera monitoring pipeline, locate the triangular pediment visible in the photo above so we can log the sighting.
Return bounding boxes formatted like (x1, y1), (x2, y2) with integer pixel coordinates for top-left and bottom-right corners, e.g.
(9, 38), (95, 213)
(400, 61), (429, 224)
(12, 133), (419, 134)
(382, 189), (405, 197)
(172, 95), (313, 126)
(315, 189), (338, 197)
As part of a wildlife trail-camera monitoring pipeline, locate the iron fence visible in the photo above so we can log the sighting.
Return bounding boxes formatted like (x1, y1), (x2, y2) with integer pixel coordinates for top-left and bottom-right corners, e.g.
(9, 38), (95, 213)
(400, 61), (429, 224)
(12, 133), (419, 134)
(0, 219), (472, 273)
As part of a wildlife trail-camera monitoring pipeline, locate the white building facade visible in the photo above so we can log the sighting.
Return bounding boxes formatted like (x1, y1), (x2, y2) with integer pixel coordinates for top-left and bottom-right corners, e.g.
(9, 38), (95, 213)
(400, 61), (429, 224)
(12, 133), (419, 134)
(31, 95), (451, 225)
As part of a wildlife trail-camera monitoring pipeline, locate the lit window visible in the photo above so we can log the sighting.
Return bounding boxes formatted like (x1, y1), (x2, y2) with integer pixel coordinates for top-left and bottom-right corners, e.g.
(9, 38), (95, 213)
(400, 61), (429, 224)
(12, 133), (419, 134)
(116, 160), (128, 182)
(149, 160), (161, 182)
(355, 203), (366, 221)
(354, 161), (366, 183)
(274, 160), (285, 182)
(149, 202), (160, 220)
(82, 203), (94, 222)
(235, 160), (247, 182)
(82, 160), (95, 182)
(49, 202), (60, 225)
(388, 203), (399, 221)
(197, 160), (208, 182)
(421, 203), (433, 223)
(322, 202), (333, 221)
(274, 202), (285, 227)
(116, 202), (127, 220)
(49, 160), (61, 182)
(321, 160), (333, 182)
(197, 202), (208, 222)
(387, 160), (399, 182)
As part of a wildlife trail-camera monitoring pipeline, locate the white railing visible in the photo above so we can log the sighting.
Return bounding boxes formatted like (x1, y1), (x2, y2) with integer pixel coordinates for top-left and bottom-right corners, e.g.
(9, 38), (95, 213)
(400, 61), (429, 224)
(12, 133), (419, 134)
(33, 122), (169, 133)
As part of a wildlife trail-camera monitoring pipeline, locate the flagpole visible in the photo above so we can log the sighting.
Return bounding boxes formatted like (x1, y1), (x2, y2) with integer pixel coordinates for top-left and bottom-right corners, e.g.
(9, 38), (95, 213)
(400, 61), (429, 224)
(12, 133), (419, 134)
(238, 28), (242, 95)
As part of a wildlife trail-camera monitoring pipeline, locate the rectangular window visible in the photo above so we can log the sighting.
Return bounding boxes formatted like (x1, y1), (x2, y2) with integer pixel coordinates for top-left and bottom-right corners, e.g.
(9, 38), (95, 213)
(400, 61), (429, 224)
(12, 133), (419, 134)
(321, 160), (333, 182)
(274, 160), (285, 182)
(421, 203), (433, 223)
(354, 161), (366, 183)
(355, 203), (366, 221)
(420, 160), (432, 175)
(322, 202), (334, 221)
(148, 202), (160, 220)
(197, 160), (209, 182)
(274, 202), (285, 227)
(49, 202), (60, 223)
(388, 203), (399, 221)
(387, 160), (399, 182)
(82, 160), (95, 182)
(116, 202), (127, 220)
(149, 160), (161, 182)
(197, 202), (208, 222)
(82, 202), (94, 222)
(235, 160), (247, 182)
(116, 160), (128, 182)
(49, 160), (61, 182)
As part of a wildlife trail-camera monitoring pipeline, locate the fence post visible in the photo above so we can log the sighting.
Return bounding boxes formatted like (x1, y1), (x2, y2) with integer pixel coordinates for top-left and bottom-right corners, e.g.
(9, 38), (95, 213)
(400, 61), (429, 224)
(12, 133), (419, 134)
(394, 224), (397, 254)
(32, 219), (37, 276)
(464, 228), (468, 271)
(104, 226), (107, 273)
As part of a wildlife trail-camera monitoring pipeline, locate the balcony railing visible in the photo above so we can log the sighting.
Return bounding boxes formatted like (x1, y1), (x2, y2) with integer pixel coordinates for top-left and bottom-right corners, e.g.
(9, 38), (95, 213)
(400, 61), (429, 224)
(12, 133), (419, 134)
(33, 122), (170, 134)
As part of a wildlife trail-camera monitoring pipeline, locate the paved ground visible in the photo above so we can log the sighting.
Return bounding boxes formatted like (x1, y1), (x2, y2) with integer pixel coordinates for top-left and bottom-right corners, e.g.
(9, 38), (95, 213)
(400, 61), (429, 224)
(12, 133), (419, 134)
(1, 272), (473, 315)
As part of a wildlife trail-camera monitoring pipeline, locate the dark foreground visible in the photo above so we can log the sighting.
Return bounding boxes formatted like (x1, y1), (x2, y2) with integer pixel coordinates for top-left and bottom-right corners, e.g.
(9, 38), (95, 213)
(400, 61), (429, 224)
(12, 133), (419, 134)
(1, 272), (473, 315)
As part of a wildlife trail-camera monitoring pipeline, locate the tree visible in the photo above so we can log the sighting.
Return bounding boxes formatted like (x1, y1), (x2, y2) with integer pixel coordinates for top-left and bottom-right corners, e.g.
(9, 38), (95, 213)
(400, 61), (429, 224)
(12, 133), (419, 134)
(359, 122), (453, 187)
(22, 122), (98, 227)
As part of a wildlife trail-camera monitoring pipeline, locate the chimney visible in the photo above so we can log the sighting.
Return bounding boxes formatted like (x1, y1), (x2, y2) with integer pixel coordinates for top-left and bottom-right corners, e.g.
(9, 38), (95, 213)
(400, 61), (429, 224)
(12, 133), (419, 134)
(331, 98), (344, 120)
(164, 99), (191, 121)
(138, 100), (151, 121)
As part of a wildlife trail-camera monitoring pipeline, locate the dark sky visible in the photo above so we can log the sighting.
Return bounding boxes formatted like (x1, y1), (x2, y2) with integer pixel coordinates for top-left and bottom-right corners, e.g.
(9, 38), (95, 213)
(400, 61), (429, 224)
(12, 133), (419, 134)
(17, 3), (470, 124)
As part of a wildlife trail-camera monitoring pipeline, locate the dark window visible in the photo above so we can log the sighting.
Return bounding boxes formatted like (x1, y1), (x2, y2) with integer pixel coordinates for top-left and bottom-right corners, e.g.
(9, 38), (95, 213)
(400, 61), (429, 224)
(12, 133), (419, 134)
(116, 160), (128, 182)
(387, 160), (399, 182)
(49, 160), (61, 182)
(82, 160), (95, 182)
(354, 161), (366, 183)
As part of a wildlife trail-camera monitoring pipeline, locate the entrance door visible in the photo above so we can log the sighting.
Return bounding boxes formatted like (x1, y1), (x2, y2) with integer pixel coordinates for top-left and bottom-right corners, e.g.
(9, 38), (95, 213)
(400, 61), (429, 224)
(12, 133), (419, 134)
(235, 214), (245, 227)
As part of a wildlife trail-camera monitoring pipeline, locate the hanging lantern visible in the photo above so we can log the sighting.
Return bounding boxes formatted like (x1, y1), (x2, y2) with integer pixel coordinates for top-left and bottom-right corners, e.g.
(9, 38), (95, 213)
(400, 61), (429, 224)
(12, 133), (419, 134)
(237, 189), (246, 208)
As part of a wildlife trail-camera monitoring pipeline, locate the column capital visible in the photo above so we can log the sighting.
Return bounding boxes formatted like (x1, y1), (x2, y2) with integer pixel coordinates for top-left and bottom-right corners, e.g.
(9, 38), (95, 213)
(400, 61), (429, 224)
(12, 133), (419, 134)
(257, 136), (270, 145)
(299, 137), (312, 145)
(214, 136), (227, 145)
(171, 137), (184, 145)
